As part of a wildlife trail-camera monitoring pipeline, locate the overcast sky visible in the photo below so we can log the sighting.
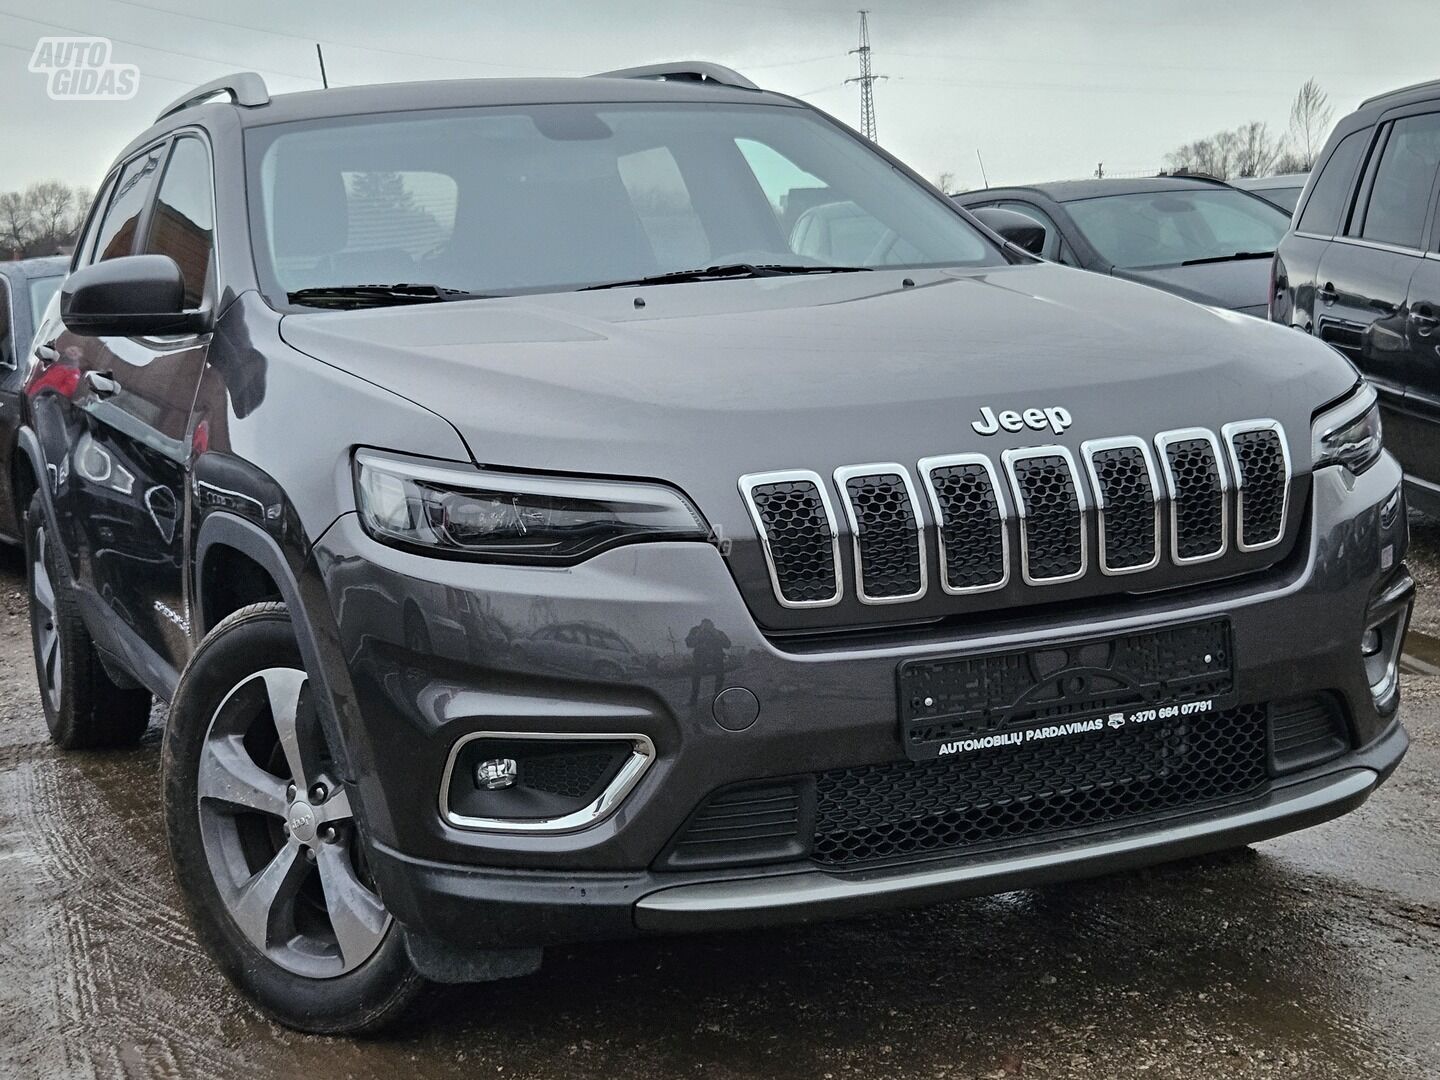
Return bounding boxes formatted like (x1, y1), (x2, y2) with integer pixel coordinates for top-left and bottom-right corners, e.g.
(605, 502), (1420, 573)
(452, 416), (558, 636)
(1, 0), (1435, 194)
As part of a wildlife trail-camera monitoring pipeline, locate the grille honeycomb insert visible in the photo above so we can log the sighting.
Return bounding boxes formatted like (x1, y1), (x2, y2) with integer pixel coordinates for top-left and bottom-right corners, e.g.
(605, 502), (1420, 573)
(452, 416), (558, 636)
(813, 704), (1269, 867)
(1008, 452), (1085, 582)
(1089, 443), (1158, 572)
(840, 469), (924, 601)
(925, 460), (1007, 592)
(1162, 436), (1226, 561)
(1229, 426), (1288, 549)
(747, 477), (839, 605)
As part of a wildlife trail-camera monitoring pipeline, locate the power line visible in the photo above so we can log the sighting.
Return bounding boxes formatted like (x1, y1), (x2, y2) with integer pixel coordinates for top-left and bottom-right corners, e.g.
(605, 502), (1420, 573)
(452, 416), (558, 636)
(845, 9), (887, 141)
(96, 0), (585, 75)
(0, 7), (319, 82)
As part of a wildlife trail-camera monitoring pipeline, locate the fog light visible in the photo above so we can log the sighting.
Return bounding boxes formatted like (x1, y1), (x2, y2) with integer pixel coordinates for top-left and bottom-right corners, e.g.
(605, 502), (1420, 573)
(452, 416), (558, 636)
(1361, 628), (1382, 658)
(476, 758), (518, 790)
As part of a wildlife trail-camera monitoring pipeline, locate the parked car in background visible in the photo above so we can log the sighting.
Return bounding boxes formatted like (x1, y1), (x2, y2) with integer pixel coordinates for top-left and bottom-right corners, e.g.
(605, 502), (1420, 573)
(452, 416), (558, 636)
(955, 176), (1292, 315)
(1235, 172), (1310, 213)
(1271, 79), (1440, 515)
(0, 256), (67, 544)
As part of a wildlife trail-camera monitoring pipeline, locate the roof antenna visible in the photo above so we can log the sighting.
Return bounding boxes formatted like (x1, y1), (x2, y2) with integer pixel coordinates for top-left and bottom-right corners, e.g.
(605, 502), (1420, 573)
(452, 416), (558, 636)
(976, 149), (990, 189)
(316, 43), (329, 89)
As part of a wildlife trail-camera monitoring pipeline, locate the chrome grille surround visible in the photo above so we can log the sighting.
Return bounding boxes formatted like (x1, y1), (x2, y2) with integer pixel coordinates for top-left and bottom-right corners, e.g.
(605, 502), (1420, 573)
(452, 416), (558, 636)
(1155, 428), (1231, 566)
(1081, 436), (1162, 577)
(917, 453), (1011, 595)
(1000, 445), (1089, 586)
(1221, 419), (1291, 553)
(738, 470), (843, 609)
(833, 464), (928, 605)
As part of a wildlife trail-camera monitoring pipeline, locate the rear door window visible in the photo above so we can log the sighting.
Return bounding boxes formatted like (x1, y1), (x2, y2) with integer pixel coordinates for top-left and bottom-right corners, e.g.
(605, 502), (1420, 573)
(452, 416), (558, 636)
(92, 144), (168, 262)
(145, 136), (216, 309)
(1297, 128), (1369, 236)
(1356, 113), (1440, 250)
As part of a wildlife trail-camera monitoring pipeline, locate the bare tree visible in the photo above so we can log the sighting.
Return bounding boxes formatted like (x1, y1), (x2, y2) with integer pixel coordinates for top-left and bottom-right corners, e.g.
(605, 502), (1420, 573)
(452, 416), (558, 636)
(1288, 78), (1334, 170)
(1166, 129), (1241, 179)
(0, 191), (32, 257)
(24, 181), (75, 246)
(1233, 121), (1284, 178)
(933, 170), (956, 194)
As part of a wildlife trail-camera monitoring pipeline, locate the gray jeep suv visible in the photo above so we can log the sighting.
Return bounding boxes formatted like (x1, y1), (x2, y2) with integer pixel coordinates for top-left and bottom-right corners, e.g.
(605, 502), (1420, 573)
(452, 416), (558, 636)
(19, 63), (1412, 1033)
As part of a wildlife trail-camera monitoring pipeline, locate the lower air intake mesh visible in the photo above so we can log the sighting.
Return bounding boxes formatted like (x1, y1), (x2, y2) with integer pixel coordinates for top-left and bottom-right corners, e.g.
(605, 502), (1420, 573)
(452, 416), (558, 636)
(812, 704), (1269, 867)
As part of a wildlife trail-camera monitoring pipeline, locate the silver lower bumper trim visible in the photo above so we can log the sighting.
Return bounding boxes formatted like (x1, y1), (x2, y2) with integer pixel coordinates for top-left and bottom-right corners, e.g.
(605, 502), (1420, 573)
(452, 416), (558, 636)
(635, 769), (1377, 928)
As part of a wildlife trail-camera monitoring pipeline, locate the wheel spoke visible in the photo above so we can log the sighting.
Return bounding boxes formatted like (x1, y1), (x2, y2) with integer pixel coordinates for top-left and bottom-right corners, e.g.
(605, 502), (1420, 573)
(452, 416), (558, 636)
(198, 735), (288, 818)
(315, 842), (389, 967)
(315, 786), (352, 826)
(230, 838), (309, 953)
(259, 668), (313, 790)
(31, 554), (55, 617)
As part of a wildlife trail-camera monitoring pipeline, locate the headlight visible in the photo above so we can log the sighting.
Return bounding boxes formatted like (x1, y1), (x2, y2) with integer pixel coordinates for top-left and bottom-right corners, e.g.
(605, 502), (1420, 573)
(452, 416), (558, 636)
(1311, 382), (1383, 475)
(355, 450), (709, 562)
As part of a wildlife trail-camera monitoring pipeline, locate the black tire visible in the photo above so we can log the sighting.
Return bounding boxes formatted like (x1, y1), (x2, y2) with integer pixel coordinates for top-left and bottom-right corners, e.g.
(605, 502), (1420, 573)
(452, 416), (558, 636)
(24, 492), (152, 749)
(162, 602), (424, 1035)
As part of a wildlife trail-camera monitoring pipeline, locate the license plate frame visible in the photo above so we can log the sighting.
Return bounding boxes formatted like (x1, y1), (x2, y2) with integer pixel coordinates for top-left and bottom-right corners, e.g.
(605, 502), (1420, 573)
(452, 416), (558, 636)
(897, 618), (1237, 761)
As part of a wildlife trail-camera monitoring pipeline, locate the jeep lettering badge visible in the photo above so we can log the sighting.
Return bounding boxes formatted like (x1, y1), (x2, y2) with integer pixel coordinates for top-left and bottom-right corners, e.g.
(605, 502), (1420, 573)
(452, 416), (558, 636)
(972, 405), (1073, 436)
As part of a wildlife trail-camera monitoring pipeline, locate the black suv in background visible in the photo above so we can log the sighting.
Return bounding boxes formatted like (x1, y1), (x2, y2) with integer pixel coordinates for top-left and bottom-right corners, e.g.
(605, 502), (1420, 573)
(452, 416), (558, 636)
(1272, 79), (1440, 514)
(19, 65), (1412, 1035)
(0, 256), (67, 542)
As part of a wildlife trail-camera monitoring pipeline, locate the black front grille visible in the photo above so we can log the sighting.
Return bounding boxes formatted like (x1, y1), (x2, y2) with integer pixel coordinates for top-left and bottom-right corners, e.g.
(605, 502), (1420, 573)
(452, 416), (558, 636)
(844, 472), (923, 600)
(1230, 428), (1287, 548)
(1090, 445), (1158, 571)
(1009, 454), (1084, 581)
(749, 479), (838, 604)
(812, 704), (1269, 868)
(928, 462), (1007, 591)
(1164, 438), (1225, 560)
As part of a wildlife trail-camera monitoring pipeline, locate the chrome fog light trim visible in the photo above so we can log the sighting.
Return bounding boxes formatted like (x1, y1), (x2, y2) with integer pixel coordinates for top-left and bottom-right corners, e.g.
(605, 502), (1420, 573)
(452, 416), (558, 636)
(440, 731), (656, 834)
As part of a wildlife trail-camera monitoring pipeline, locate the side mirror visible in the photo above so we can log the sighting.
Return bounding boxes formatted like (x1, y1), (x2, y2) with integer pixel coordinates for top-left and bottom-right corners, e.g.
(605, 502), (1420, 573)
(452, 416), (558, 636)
(61, 254), (210, 337)
(971, 207), (1048, 257)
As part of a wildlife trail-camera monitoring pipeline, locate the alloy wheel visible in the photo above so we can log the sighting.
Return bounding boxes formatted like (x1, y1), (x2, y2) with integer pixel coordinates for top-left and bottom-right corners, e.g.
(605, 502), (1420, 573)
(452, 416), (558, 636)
(197, 667), (390, 978)
(30, 524), (62, 713)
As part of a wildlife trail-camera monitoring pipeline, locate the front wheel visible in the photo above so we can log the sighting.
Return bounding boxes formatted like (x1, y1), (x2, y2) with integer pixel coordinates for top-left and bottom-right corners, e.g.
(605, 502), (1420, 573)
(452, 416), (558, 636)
(162, 602), (423, 1034)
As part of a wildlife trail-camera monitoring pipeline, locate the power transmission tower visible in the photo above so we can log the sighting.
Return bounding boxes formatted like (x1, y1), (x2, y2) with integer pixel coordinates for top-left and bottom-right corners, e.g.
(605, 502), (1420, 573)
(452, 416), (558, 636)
(846, 10), (887, 141)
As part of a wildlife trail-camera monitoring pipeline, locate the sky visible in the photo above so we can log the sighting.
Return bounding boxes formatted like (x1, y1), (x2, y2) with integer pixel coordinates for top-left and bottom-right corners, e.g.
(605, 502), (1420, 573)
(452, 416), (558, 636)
(0, 0), (1436, 195)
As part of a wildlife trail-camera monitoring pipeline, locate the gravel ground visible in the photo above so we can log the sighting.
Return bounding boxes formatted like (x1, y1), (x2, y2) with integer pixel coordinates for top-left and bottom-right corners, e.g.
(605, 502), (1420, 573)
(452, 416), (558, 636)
(0, 541), (1437, 1079)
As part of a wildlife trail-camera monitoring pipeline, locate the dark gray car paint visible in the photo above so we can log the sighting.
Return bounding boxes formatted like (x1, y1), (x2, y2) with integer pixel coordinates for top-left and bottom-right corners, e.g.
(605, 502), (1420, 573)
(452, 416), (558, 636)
(17, 74), (1412, 951)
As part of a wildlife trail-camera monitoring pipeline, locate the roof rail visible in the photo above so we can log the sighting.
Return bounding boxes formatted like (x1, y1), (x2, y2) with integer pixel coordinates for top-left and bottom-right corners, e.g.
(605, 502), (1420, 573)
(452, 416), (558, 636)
(156, 72), (270, 123)
(1359, 78), (1440, 109)
(590, 61), (758, 91)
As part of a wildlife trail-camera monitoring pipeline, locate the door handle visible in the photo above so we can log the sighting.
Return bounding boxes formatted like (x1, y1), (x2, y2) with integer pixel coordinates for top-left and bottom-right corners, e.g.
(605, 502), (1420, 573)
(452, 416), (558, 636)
(34, 344), (58, 364)
(1317, 282), (1338, 305)
(85, 370), (120, 396)
(1414, 309), (1440, 337)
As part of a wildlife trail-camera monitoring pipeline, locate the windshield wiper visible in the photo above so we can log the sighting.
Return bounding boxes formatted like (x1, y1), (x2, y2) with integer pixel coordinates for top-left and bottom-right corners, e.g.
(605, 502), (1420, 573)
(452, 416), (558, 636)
(580, 263), (872, 291)
(1179, 251), (1273, 267)
(287, 284), (493, 309)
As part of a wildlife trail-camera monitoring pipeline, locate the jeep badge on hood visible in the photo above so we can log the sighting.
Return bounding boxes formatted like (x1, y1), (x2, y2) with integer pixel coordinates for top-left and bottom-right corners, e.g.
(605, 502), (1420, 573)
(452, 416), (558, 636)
(972, 405), (1074, 436)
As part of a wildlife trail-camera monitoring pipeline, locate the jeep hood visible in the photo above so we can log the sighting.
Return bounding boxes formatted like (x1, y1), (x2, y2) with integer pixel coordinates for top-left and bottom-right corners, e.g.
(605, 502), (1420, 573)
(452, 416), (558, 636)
(279, 262), (1352, 520)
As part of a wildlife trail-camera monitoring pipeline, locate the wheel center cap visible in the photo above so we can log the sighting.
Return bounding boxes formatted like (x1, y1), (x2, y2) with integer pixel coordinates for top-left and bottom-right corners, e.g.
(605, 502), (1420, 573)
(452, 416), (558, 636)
(288, 801), (317, 843)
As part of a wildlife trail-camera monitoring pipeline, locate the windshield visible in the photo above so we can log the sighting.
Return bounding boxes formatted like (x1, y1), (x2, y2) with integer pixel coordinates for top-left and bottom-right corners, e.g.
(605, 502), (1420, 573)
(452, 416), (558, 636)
(1063, 188), (1290, 270)
(28, 275), (62, 327)
(247, 102), (998, 305)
